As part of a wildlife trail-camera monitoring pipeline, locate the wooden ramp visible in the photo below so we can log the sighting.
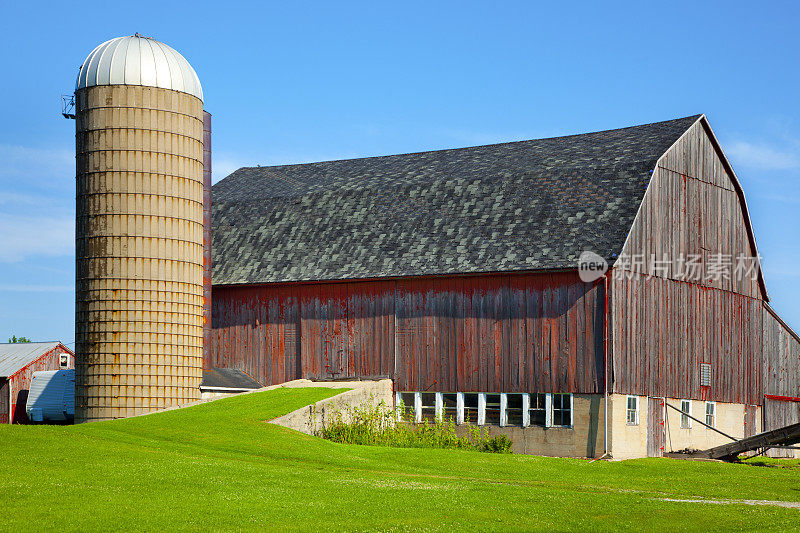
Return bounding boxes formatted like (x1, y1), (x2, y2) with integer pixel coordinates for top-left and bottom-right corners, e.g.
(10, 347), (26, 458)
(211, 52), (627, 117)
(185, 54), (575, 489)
(667, 422), (800, 461)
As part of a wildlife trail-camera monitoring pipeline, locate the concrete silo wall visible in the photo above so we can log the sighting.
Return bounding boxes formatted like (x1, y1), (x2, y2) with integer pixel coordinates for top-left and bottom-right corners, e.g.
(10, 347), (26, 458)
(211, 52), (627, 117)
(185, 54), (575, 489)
(75, 85), (204, 421)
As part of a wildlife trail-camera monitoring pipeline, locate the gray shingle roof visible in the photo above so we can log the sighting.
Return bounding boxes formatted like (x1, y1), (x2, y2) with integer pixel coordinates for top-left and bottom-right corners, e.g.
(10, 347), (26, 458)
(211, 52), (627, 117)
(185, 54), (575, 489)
(212, 115), (700, 285)
(201, 368), (263, 390)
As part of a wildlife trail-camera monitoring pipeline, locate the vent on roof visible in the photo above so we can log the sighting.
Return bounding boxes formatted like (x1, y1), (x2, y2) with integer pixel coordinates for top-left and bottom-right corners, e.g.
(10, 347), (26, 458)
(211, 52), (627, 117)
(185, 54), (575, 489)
(700, 363), (712, 387)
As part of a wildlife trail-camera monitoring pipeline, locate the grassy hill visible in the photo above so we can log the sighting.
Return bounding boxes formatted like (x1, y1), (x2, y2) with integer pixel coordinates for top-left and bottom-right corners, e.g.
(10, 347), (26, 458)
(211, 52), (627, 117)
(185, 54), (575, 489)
(1, 387), (798, 531)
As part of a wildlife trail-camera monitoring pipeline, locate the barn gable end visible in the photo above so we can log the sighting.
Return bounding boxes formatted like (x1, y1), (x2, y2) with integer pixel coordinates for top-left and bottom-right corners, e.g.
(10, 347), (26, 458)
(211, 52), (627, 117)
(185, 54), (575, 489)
(618, 117), (764, 299)
(610, 117), (774, 406)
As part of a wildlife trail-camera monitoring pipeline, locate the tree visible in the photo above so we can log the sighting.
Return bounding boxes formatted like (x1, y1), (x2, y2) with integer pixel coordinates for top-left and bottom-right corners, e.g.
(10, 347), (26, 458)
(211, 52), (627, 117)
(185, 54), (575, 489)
(8, 335), (31, 343)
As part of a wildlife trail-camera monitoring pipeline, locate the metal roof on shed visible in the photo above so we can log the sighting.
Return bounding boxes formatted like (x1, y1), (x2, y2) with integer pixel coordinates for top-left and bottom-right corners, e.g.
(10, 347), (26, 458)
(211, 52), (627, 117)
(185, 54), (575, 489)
(0, 342), (61, 378)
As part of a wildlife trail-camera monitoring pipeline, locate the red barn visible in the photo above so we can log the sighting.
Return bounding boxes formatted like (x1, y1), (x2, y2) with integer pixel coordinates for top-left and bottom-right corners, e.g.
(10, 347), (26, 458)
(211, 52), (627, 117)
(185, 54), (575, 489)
(209, 116), (799, 458)
(0, 342), (74, 424)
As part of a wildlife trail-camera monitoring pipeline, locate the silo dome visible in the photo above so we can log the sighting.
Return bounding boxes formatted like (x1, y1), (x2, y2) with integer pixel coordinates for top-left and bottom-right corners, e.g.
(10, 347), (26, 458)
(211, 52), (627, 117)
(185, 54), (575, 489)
(75, 34), (203, 101)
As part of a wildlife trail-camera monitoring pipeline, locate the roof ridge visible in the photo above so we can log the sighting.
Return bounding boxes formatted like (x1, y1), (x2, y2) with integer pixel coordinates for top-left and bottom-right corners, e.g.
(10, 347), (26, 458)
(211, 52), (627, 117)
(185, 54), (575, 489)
(230, 115), (702, 172)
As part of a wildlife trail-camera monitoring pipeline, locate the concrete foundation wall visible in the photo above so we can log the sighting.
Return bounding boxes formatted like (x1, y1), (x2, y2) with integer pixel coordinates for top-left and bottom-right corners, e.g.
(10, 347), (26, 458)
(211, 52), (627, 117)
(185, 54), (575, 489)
(270, 379), (394, 434)
(663, 398), (748, 452)
(608, 394), (648, 460)
(460, 394), (607, 458)
(264, 384), (764, 460)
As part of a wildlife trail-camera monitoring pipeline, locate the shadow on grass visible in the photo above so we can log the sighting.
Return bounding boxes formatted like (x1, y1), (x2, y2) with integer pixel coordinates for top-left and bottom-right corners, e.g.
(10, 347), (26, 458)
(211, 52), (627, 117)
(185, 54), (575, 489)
(739, 456), (800, 470)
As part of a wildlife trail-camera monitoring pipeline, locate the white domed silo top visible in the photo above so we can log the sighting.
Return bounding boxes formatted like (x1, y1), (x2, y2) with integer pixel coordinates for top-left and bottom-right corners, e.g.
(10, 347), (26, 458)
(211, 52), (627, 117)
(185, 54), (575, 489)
(75, 34), (203, 101)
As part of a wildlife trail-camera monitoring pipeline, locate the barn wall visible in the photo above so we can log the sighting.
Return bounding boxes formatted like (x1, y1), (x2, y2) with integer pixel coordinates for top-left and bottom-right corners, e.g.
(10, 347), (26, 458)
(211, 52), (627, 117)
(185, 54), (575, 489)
(7, 345), (73, 424)
(210, 285), (301, 387)
(762, 305), (800, 457)
(762, 306), (800, 399)
(611, 272), (762, 404)
(612, 119), (765, 404)
(211, 272), (605, 394)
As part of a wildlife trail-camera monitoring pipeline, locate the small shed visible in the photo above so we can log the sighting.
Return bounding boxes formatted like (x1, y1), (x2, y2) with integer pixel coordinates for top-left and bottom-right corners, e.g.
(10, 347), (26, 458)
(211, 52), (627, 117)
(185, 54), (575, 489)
(0, 342), (74, 424)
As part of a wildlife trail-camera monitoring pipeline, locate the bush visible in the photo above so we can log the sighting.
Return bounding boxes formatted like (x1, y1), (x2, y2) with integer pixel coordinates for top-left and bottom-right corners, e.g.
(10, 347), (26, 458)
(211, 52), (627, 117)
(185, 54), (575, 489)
(316, 397), (512, 453)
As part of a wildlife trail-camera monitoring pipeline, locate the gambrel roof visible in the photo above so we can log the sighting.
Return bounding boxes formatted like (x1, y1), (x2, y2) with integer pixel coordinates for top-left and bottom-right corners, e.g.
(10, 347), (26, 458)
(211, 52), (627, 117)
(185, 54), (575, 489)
(212, 116), (704, 285)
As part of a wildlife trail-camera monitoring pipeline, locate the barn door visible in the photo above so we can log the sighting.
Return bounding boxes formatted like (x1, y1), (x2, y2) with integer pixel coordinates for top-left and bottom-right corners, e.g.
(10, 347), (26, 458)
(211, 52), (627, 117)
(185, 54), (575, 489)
(647, 397), (665, 457)
(744, 404), (757, 438)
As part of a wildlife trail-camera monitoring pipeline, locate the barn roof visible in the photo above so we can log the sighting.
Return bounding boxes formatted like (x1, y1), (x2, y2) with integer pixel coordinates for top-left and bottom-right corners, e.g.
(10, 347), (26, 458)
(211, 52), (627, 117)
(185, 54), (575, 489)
(0, 342), (62, 378)
(212, 115), (701, 285)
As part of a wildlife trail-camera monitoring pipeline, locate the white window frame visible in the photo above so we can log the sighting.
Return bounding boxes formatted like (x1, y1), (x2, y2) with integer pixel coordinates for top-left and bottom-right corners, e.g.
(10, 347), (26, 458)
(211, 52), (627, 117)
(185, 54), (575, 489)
(705, 401), (716, 428)
(499, 393), (508, 427)
(456, 392), (465, 425)
(414, 392), (422, 424)
(521, 393), (531, 427)
(680, 399), (692, 429)
(477, 393), (486, 425)
(395, 391), (402, 421)
(547, 393), (573, 428)
(545, 393), (553, 427)
(434, 392), (444, 421)
(626, 395), (639, 426)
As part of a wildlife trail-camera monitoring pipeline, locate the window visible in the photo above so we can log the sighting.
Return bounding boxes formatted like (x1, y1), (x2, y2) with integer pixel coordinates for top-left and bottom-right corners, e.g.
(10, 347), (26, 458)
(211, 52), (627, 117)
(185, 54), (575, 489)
(626, 396), (639, 425)
(506, 394), (524, 426)
(420, 393), (436, 423)
(705, 402), (716, 428)
(484, 394), (501, 425)
(680, 400), (692, 428)
(551, 393), (572, 427)
(700, 364), (712, 387)
(463, 393), (479, 424)
(399, 392), (415, 421)
(59, 354), (69, 368)
(530, 393), (546, 427)
(442, 393), (458, 422)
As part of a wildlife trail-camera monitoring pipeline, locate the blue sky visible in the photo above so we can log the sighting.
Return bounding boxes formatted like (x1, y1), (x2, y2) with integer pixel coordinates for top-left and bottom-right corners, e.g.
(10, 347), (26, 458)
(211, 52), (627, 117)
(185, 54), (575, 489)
(1, 1), (798, 346)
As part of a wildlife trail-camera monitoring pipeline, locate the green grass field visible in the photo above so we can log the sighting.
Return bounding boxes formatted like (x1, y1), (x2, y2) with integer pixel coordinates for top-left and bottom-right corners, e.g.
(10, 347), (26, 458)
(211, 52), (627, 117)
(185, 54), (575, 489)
(1, 388), (798, 532)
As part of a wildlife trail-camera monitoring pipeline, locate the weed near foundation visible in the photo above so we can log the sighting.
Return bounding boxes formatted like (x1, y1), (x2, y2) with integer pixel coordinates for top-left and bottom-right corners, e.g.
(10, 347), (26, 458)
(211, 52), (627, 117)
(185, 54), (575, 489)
(315, 397), (512, 453)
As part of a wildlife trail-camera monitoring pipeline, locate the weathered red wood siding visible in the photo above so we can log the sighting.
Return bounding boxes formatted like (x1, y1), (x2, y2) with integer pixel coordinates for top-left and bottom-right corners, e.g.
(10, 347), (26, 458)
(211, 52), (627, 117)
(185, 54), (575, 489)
(762, 305), (800, 400)
(211, 272), (604, 393)
(299, 281), (395, 381)
(762, 305), (800, 456)
(619, 119), (761, 298)
(394, 273), (604, 393)
(611, 272), (762, 404)
(6, 345), (73, 424)
(612, 118), (767, 404)
(0, 379), (8, 424)
(210, 285), (301, 386)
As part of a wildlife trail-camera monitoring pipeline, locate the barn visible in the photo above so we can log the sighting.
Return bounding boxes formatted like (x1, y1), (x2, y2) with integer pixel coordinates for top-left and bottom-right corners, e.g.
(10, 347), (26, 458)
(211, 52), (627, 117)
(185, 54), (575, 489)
(0, 342), (74, 424)
(208, 115), (799, 458)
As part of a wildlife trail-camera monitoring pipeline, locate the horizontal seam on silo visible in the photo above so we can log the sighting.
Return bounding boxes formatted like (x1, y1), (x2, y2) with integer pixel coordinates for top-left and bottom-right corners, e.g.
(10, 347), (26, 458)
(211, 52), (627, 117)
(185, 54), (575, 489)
(76, 255), (203, 264)
(76, 199), (205, 210)
(76, 104), (204, 121)
(76, 170), (205, 183)
(76, 235), (205, 245)
(77, 126), (203, 141)
(77, 148), (204, 164)
(76, 213), (203, 222)
(75, 279), (205, 286)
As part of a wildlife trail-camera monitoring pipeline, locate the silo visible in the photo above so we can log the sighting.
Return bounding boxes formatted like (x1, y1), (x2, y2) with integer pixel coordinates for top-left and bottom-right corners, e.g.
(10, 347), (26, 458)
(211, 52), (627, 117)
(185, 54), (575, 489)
(74, 35), (205, 421)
